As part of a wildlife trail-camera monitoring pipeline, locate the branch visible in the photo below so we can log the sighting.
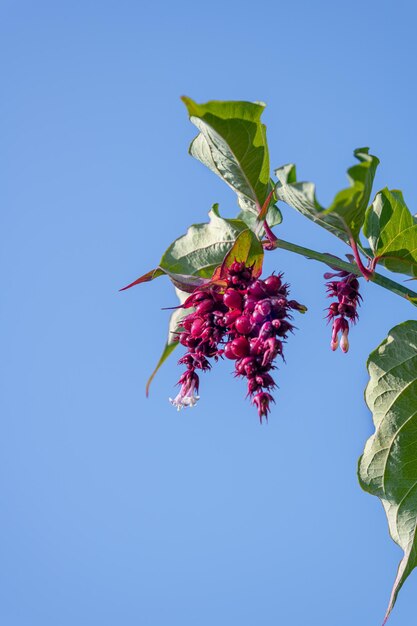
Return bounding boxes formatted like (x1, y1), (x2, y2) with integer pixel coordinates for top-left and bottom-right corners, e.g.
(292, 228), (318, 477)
(269, 238), (417, 304)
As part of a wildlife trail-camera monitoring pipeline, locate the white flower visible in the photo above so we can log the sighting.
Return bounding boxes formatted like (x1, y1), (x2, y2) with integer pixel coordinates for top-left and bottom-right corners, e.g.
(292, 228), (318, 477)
(169, 375), (200, 410)
(169, 391), (200, 410)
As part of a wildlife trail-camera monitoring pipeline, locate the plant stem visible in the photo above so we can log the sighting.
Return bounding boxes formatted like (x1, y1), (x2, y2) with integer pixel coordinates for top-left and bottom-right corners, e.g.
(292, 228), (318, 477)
(272, 237), (417, 304)
(349, 236), (373, 280)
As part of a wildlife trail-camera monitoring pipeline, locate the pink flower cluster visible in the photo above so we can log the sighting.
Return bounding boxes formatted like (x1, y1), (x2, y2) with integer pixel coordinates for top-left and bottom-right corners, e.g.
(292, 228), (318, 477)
(324, 270), (362, 353)
(170, 262), (306, 422)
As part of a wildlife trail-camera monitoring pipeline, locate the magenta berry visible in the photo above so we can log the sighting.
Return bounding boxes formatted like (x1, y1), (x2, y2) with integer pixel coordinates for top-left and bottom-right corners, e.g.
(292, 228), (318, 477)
(191, 318), (205, 337)
(248, 280), (267, 298)
(223, 289), (243, 310)
(195, 299), (214, 315)
(224, 342), (238, 360)
(235, 315), (253, 335)
(264, 274), (282, 294)
(231, 336), (250, 357)
(222, 309), (241, 327)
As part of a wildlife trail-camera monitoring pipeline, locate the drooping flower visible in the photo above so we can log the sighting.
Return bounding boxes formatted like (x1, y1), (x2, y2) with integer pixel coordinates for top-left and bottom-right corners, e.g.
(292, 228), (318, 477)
(170, 262), (306, 421)
(324, 270), (361, 353)
(169, 370), (200, 410)
(252, 392), (275, 422)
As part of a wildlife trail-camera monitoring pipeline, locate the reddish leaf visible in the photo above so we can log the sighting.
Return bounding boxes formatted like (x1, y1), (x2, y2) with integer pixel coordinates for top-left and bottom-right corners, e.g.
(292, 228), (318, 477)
(119, 268), (164, 291)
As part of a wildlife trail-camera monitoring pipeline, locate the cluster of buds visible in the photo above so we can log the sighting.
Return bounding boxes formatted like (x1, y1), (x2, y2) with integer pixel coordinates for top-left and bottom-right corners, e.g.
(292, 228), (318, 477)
(324, 270), (362, 353)
(170, 262), (306, 422)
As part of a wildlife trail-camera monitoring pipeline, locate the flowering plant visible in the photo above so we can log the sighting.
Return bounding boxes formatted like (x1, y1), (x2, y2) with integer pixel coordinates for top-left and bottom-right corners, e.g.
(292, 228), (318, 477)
(122, 98), (417, 623)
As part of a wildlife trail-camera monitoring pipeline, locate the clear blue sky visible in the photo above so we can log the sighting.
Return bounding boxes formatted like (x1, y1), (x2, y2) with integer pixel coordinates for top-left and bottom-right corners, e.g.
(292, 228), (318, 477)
(2, 1), (417, 624)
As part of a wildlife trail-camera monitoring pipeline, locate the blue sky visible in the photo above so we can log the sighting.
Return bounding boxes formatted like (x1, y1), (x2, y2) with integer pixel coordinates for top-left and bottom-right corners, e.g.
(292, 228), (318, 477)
(2, 1), (417, 624)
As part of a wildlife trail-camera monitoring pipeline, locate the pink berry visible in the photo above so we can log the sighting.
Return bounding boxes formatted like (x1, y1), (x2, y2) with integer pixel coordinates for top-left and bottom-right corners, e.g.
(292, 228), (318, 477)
(196, 300), (214, 315)
(223, 289), (243, 310)
(222, 309), (241, 327)
(235, 315), (253, 335)
(224, 342), (238, 359)
(248, 280), (267, 299)
(191, 318), (205, 337)
(231, 336), (250, 357)
(264, 274), (282, 294)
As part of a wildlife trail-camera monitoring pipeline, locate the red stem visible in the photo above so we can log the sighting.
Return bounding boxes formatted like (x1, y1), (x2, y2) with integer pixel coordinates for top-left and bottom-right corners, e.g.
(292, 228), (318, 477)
(368, 255), (380, 273)
(258, 189), (278, 249)
(349, 236), (373, 280)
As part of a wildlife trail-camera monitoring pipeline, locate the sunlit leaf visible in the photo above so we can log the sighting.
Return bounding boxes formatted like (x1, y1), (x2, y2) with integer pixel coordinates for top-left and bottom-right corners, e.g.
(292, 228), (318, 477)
(146, 288), (189, 396)
(359, 321), (417, 623)
(121, 205), (249, 291)
(182, 97), (272, 215)
(275, 148), (379, 243)
(364, 188), (417, 277)
(213, 229), (264, 282)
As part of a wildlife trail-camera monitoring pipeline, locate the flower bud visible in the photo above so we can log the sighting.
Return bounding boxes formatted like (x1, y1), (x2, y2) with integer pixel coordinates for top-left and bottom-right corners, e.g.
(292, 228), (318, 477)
(247, 376), (261, 395)
(229, 261), (245, 274)
(223, 289), (243, 310)
(252, 391), (275, 422)
(264, 274), (282, 294)
(235, 315), (253, 335)
(224, 342), (238, 360)
(231, 336), (250, 357)
(251, 310), (266, 324)
(243, 295), (257, 313)
(257, 299), (272, 316)
(255, 372), (275, 389)
(248, 280), (267, 299)
(338, 302), (356, 318)
(340, 329), (349, 353)
(186, 336), (200, 349)
(222, 309), (241, 327)
(190, 318), (205, 337)
(182, 316), (193, 331)
(235, 356), (256, 376)
(249, 337), (262, 355)
(258, 321), (273, 339)
(326, 302), (339, 319)
(262, 337), (280, 366)
(179, 332), (189, 346)
(330, 337), (339, 351)
(196, 300), (214, 315)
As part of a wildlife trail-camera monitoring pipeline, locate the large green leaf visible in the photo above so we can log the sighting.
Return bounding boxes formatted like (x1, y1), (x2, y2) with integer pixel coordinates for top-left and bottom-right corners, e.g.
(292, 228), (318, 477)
(237, 202), (282, 233)
(358, 321), (417, 623)
(159, 204), (251, 278)
(146, 288), (189, 395)
(121, 205), (254, 292)
(182, 97), (272, 215)
(275, 148), (379, 243)
(363, 188), (417, 277)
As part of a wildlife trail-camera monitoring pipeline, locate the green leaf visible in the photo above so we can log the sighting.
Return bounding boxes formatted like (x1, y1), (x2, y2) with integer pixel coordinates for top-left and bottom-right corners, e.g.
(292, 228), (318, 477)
(237, 203), (282, 233)
(146, 288), (189, 395)
(120, 267), (164, 291)
(182, 97), (272, 215)
(358, 321), (417, 623)
(363, 188), (417, 277)
(275, 148), (379, 243)
(159, 204), (249, 278)
(213, 228), (264, 283)
(121, 205), (251, 292)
